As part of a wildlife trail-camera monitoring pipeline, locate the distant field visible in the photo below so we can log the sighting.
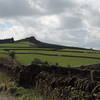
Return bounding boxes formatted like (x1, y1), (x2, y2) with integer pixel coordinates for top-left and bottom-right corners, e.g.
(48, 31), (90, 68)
(0, 42), (33, 47)
(0, 43), (100, 67)
(11, 50), (100, 58)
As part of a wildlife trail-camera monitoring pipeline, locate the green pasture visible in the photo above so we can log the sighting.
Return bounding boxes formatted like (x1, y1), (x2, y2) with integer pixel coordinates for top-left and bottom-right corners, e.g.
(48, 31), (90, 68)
(7, 49), (100, 58)
(16, 54), (100, 67)
(0, 43), (100, 67)
(1, 52), (100, 67)
(0, 42), (32, 47)
(59, 48), (97, 53)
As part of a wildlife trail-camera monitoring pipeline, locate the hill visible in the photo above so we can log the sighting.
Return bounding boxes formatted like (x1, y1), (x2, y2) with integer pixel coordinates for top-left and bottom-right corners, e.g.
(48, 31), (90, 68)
(16, 36), (89, 50)
(0, 36), (90, 50)
(1, 36), (100, 67)
(15, 36), (67, 49)
(0, 37), (100, 100)
(0, 38), (14, 43)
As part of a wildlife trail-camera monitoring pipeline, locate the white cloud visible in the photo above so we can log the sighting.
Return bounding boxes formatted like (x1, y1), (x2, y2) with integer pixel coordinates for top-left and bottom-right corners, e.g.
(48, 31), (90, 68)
(0, 0), (100, 49)
(39, 15), (61, 29)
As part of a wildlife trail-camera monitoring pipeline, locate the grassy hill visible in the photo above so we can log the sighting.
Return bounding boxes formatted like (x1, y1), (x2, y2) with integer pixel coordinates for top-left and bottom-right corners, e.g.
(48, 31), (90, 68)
(15, 36), (90, 49)
(0, 36), (100, 67)
(0, 37), (100, 100)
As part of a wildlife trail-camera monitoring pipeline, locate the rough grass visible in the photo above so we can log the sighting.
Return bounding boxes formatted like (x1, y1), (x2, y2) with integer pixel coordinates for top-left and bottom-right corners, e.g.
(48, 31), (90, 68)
(0, 71), (10, 83)
(15, 87), (43, 100)
(0, 66), (43, 100)
(0, 82), (43, 100)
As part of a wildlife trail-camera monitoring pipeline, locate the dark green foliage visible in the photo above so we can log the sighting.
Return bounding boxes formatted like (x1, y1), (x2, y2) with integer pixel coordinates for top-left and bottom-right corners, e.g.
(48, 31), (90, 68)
(31, 58), (43, 64)
(9, 51), (16, 60)
(44, 61), (49, 65)
(55, 63), (59, 66)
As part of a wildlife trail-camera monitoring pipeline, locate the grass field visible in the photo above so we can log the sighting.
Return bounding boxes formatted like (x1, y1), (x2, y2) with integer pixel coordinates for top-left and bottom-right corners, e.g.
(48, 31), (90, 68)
(11, 50), (100, 58)
(0, 43), (100, 67)
(0, 42), (32, 47)
(16, 54), (100, 67)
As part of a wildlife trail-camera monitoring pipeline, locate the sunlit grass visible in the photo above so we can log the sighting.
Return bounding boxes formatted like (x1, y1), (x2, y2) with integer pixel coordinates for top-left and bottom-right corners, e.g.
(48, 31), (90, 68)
(0, 42), (100, 67)
(12, 50), (100, 58)
(16, 54), (100, 67)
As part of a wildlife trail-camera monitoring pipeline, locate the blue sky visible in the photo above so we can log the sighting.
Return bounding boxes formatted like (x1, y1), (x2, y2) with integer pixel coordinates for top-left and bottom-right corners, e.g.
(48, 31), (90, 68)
(0, 21), (13, 30)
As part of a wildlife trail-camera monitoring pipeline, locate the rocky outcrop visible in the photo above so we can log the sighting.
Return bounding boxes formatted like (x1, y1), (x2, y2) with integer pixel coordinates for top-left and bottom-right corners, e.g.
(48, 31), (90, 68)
(16, 36), (41, 44)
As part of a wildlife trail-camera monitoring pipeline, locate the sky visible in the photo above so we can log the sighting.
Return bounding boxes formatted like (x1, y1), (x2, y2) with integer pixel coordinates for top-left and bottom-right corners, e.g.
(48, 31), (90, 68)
(0, 0), (100, 49)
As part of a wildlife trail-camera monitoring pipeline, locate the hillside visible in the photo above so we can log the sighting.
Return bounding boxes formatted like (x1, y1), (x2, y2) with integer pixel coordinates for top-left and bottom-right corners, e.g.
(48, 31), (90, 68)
(0, 36), (100, 66)
(0, 36), (89, 50)
(0, 38), (14, 43)
(0, 37), (100, 100)
(15, 36), (68, 49)
(16, 36), (89, 49)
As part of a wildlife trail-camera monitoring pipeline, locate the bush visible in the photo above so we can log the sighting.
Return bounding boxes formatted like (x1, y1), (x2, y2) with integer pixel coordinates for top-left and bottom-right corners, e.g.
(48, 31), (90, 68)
(31, 58), (43, 64)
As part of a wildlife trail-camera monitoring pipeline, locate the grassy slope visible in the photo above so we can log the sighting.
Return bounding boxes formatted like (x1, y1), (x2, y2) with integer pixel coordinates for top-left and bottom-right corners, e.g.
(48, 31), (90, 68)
(0, 42), (31, 47)
(0, 43), (100, 67)
(11, 50), (100, 58)
(16, 54), (100, 67)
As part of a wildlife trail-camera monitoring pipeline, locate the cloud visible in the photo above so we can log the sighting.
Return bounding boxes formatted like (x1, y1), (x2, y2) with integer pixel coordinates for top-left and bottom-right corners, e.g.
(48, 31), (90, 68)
(59, 15), (83, 29)
(0, 0), (42, 18)
(44, 0), (77, 14)
(0, 0), (100, 49)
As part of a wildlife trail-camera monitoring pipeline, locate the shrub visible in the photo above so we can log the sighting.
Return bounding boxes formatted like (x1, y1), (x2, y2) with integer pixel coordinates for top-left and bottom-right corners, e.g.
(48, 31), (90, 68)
(31, 58), (43, 64)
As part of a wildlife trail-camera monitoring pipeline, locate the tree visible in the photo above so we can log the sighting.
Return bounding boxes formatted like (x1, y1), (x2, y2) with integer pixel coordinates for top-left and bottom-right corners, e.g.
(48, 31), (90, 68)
(9, 51), (16, 60)
(9, 51), (16, 67)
